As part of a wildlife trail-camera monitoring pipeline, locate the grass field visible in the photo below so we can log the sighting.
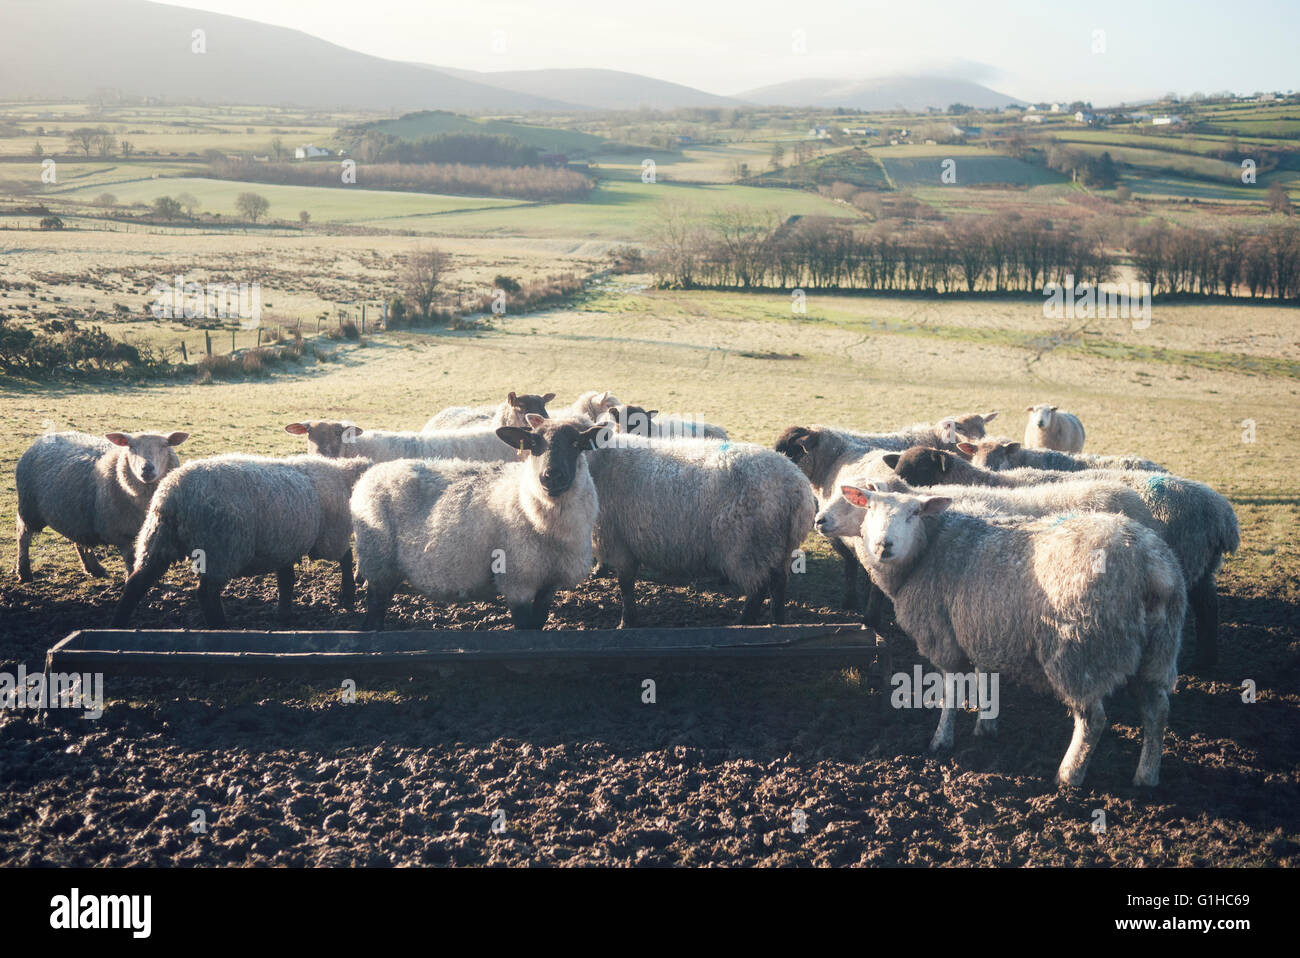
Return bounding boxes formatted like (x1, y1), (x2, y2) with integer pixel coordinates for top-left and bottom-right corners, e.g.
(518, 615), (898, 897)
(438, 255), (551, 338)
(880, 154), (1066, 188)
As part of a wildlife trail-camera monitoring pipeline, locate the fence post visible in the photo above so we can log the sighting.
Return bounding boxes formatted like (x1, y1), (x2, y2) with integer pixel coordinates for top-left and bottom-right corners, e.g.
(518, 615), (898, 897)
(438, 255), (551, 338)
(256, 328), (262, 348)
(205, 330), (212, 356)
(180, 340), (188, 362)
(231, 328), (236, 352)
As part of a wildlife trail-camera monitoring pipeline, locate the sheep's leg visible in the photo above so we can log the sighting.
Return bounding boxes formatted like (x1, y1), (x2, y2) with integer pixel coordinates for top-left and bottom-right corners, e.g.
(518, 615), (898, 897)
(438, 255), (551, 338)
(616, 567), (640, 629)
(118, 545), (135, 576)
(76, 544), (110, 579)
(196, 576), (227, 628)
(1133, 682), (1170, 787)
(973, 669), (999, 737)
(829, 538), (860, 610)
(110, 550), (170, 627)
(361, 584), (392, 631)
(509, 602), (538, 630)
(338, 549), (356, 610)
(1057, 700), (1107, 787)
(739, 582), (770, 624)
(14, 515), (34, 582)
(529, 591), (554, 630)
(1188, 573), (1218, 671)
(767, 564), (789, 625)
(863, 582), (892, 630)
(276, 565), (295, 619)
(929, 684), (958, 751)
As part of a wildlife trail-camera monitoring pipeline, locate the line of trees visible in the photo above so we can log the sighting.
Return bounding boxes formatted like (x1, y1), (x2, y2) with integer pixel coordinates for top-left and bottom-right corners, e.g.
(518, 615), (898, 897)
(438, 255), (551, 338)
(1131, 221), (1300, 298)
(209, 158), (592, 203)
(349, 132), (543, 167)
(651, 207), (1114, 293)
(650, 206), (1300, 300)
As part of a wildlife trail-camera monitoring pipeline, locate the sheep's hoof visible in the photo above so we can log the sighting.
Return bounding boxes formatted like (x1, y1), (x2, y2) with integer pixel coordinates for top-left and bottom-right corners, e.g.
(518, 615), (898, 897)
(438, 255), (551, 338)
(1056, 767), (1086, 788)
(928, 735), (953, 753)
(16, 569), (33, 583)
(1132, 771), (1159, 788)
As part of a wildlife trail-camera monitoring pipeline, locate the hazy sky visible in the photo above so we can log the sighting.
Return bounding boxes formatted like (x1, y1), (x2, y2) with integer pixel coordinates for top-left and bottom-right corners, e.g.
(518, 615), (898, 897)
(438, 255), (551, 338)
(150, 0), (1299, 104)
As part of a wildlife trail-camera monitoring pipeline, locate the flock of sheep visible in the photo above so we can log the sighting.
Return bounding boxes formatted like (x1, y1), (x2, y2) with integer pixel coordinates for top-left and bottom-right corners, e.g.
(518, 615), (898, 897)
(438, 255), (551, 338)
(12, 390), (1238, 788)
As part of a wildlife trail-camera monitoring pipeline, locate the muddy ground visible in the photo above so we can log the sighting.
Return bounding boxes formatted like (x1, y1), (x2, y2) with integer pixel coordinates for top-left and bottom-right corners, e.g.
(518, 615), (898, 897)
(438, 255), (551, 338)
(1, 559), (1296, 867)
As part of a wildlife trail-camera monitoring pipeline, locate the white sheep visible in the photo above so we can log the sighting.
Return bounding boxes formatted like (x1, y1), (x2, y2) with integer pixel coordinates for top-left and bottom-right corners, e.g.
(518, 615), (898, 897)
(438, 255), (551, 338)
(351, 417), (605, 630)
(421, 391), (556, 432)
(958, 438), (1165, 473)
(286, 420), (518, 464)
(828, 484), (1186, 786)
(112, 454), (325, 627)
(1024, 404), (1085, 452)
(604, 404), (728, 440)
(558, 390), (619, 422)
(885, 446), (1239, 669)
(584, 431), (814, 626)
(14, 429), (189, 581)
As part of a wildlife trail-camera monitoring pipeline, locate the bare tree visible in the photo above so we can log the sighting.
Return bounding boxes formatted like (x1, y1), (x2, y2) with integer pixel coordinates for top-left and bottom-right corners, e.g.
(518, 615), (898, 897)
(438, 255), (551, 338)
(67, 127), (97, 157)
(236, 192), (270, 224)
(399, 247), (450, 318)
(176, 192), (199, 217)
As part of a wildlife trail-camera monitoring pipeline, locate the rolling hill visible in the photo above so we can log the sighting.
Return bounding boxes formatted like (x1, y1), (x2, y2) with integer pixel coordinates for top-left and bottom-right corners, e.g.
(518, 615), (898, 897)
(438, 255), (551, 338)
(433, 67), (740, 112)
(737, 75), (1025, 112)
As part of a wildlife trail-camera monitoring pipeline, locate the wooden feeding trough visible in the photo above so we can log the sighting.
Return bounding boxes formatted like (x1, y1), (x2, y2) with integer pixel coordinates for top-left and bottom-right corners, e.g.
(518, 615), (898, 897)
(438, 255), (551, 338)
(44, 623), (891, 698)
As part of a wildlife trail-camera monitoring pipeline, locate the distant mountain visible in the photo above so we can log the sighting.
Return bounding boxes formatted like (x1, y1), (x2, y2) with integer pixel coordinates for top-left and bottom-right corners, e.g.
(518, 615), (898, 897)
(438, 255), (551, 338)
(432, 67), (741, 112)
(0, 0), (576, 112)
(737, 76), (1026, 112)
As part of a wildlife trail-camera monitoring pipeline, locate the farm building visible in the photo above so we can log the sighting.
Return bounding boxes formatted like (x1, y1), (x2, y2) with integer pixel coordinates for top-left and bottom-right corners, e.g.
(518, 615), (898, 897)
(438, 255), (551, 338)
(294, 144), (330, 159)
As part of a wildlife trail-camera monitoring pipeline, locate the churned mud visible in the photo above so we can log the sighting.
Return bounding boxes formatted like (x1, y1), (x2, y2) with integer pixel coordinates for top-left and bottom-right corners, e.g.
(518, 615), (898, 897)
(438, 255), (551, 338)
(1, 562), (1296, 866)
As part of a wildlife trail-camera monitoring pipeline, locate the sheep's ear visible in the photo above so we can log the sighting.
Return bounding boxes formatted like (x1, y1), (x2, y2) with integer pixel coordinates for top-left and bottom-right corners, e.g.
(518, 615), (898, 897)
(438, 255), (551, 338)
(1003, 442), (1021, 453)
(1024, 405), (1034, 413)
(882, 453), (901, 471)
(496, 426), (542, 453)
(1049, 405), (1058, 412)
(284, 422), (309, 435)
(956, 441), (976, 458)
(596, 391), (609, 404)
(577, 425), (608, 450)
(343, 424), (364, 438)
(982, 411), (998, 424)
(840, 485), (871, 507)
(541, 393), (556, 404)
(524, 413), (546, 429)
(105, 433), (131, 447)
(920, 496), (951, 516)
(166, 432), (189, 446)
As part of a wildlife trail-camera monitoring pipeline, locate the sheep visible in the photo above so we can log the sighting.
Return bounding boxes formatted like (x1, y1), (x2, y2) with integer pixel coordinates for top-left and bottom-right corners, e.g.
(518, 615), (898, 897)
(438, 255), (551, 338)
(820, 471), (1166, 544)
(351, 417), (605, 631)
(883, 446), (1239, 669)
(422, 391), (555, 432)
(285, 420), (518, 464)
(828, 484), (1186, 786)
(14, 429), (189, 581)
(585, 431), (814, 627)
(1024, 403), (1086, 452)
(113, 454), (329, 627)
(957, 438), (1165, 473)
(773, 420), (969, 619)
(559, 390), (620, 422)
(278, 454), (373, 608)
(605, 404), (728, 440)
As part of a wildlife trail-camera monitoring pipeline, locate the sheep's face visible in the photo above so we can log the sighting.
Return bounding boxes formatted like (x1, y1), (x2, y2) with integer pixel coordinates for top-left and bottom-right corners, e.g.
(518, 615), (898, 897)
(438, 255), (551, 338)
(609, 404), (658, 436)
(950, 411), (997, 440)
(497, 417), (606, 498)
(966, 440), (1020, 470)
(1027, 404), (1056, 430)
(840, 485), (950, 565)
(883, 446), (957, 487)
(284, 420), (362, 458)
(814, 495), (864, 539)
(503, 391), (555, 428)
(105, 431), (187, 484)
(774, 426), (818, 465)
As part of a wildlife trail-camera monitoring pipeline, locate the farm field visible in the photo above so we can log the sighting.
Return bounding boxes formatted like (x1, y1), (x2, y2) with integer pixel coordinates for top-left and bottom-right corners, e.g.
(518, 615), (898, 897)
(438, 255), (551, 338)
(1, 285), (1296, 867)
(880, 154), (1066, 188)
